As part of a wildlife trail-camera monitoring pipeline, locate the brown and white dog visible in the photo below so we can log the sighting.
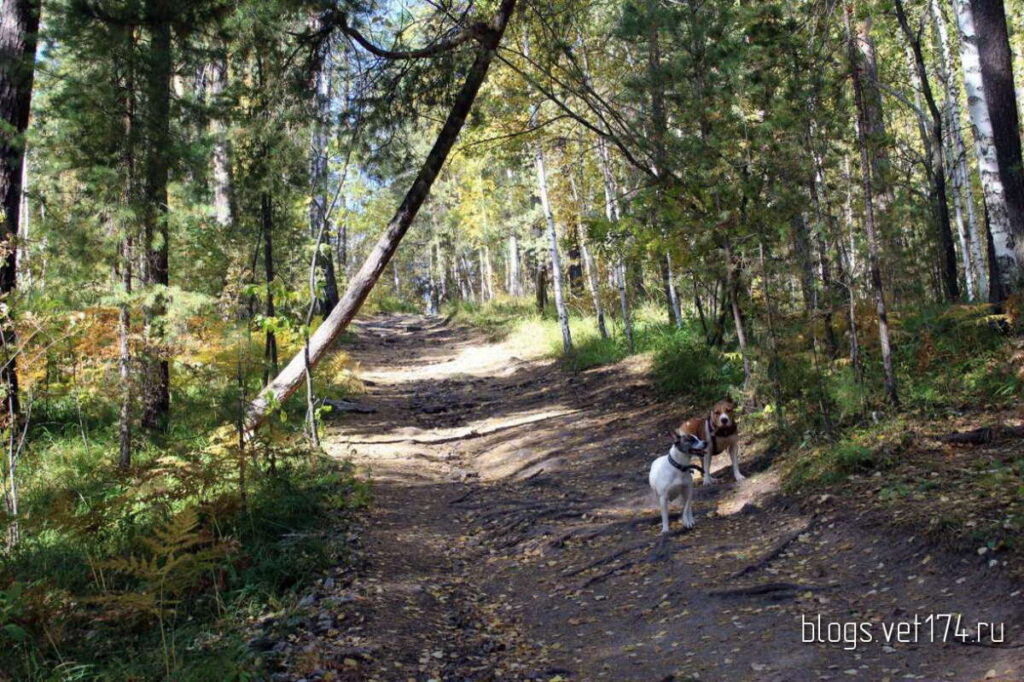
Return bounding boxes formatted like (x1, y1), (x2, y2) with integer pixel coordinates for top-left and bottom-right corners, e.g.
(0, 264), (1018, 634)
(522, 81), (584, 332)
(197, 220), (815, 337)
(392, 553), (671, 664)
(678, 398), (745, 486)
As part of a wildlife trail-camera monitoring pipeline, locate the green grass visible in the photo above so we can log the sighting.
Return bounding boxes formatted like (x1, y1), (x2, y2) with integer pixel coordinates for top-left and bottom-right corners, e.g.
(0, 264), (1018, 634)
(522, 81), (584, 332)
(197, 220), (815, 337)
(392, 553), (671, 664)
(450, 298), (743, 402)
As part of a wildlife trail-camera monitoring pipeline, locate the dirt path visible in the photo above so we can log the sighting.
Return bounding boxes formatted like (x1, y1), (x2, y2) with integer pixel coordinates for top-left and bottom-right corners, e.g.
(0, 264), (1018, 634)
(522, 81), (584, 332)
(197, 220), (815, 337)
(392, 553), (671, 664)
(310, 315), (1023, 682)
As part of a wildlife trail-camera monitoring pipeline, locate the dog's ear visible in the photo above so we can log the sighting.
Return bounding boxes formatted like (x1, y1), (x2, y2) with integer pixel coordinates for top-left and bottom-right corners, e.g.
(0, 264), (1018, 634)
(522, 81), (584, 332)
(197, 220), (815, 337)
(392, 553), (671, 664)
(670, 429), (681, 442)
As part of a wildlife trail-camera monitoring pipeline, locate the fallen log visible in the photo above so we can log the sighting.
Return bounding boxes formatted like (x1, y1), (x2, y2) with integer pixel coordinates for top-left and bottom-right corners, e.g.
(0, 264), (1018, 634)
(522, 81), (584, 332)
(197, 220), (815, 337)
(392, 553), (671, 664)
(322, 399), (376, 414)
(937, 424), (1024, 445)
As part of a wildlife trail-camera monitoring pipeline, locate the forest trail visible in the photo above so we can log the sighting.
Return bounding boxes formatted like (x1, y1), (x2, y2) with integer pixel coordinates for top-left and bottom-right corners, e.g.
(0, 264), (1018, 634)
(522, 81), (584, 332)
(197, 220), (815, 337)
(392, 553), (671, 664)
(307, 315), (1022, 682)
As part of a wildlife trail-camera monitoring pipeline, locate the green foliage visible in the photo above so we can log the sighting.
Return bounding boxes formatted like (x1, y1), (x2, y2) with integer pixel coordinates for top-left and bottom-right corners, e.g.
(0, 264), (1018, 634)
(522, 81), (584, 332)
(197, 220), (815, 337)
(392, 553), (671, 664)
(452, 298), (744, 404)
(783, 421), (910, 490)
(0, 378), (369, 678)
(0, 583), (30, 644)
(366, 293), (422, 314)
(650, 329), (744, 403)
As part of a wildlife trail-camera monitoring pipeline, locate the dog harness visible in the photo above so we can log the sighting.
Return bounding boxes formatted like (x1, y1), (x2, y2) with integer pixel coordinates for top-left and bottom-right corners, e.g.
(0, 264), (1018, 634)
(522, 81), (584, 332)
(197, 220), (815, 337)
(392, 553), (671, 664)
(667, 451), (704, 475)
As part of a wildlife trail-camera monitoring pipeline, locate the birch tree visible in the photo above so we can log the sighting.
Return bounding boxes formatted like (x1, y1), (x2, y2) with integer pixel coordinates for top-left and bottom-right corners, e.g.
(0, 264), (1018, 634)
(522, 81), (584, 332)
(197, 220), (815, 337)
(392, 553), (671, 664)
(533, 136), (572, 352)
(932, 0), (984, 299)
(952, 0), (1020, 297)
(847, 2), (899, 406)
(894, 0), (959, 301)
(968, 0), (1024, 293)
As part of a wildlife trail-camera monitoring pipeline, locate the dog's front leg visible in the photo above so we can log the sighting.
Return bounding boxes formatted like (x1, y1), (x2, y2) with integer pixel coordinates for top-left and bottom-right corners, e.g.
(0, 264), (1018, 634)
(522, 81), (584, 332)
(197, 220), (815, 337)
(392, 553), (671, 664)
(730, 443), (745, 482)
(702, 447), (718, 486)
(682, 481), (695, 528)
(658, 493), (671, 534)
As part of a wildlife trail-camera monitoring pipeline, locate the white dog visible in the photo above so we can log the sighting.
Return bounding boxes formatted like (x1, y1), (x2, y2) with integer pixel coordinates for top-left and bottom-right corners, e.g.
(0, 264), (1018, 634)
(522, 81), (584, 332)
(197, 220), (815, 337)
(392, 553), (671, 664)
(649, 431), (707, 534)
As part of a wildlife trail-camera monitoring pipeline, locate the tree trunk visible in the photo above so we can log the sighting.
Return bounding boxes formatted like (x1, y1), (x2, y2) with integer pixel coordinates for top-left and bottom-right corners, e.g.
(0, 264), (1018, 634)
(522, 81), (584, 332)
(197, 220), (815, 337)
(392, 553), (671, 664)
(309, 21), (340, 317)
(209, 48), (234, 229)
(140, 10), (172, 431)
(477, 248), (486, 301)
(724, 240), (752, 390)
(969, 0), (1024, 293)
(507, 233), (521, 296)
(568, 172), (607, 337)
(246, 0), (518, 430)
(847, 2), (899, 406)
(534, 260), (547, 312)
(595, 136), (634, 349)
(616, 259), (634, 352)
(791, 212), (817, 315)
(660, 253), (682, 327)
(953, 0), (1020, 297)
(808, 140), (843, 360)
(117, 53), (137, 471)
(853, 16), (894, 215)
(932, 0), (984, 298)
(534, 140), (572, 352)
(0, 0), (41, 418)
(895, 0), (960, 301)
(117, 237), (133, 470)
(261, 192), (278, 384)
(693, 273), (709, 341)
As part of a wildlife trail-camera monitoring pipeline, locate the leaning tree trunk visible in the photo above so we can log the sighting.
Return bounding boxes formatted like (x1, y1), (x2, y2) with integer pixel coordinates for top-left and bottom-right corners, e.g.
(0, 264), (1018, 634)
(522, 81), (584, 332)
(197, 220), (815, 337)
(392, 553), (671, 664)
(968, 0), (1024, 293)
(140, 11), (172, 431)
(246, 0), (518, 430)
(847, 2), (899, 406)
(952, 0), (1019, 297)
(534, 138), (572, 353)
(895, 0), (960, 301)
(0, 0), (41, 419)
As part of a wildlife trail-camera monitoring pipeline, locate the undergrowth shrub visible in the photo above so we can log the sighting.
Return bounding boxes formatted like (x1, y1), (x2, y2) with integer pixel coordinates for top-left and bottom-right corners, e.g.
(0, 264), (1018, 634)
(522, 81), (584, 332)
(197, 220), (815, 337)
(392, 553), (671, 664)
(650, 330), (744, 403)
(1, 312), (370, 679)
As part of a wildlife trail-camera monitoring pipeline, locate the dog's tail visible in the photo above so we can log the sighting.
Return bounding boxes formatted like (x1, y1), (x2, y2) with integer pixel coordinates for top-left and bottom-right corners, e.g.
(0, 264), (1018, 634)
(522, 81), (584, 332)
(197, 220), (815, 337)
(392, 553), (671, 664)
(682, 463), (704, 474)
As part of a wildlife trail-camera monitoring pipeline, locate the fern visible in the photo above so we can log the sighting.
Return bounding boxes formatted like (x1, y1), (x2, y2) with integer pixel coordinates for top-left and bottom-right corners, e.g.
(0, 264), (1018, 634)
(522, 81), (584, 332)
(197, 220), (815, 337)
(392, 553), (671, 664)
(88, 506), (236, 621)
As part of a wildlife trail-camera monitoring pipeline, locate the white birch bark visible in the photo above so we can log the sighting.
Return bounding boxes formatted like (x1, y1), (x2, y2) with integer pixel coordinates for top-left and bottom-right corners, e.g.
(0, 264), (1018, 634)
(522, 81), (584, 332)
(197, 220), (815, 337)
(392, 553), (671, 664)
(951, 0), (1017, 289)
(567, 172), (608, 338)
(507, 234), (521, 296)
(534, 140), (572, 353)
(665, 253), (682, 328)
(596, 136), (633, 350)
(933, 0), (984, 298)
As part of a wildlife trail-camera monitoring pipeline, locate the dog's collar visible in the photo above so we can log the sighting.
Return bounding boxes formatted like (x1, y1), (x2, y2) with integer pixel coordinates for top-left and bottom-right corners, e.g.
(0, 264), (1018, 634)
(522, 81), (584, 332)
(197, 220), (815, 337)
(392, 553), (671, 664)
(668, 450), (704, 475)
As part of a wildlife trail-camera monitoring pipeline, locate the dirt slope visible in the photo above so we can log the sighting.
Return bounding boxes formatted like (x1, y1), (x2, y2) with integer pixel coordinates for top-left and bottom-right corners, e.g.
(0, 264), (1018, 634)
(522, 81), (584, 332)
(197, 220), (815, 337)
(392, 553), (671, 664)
(276, 315), (1023, 682)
